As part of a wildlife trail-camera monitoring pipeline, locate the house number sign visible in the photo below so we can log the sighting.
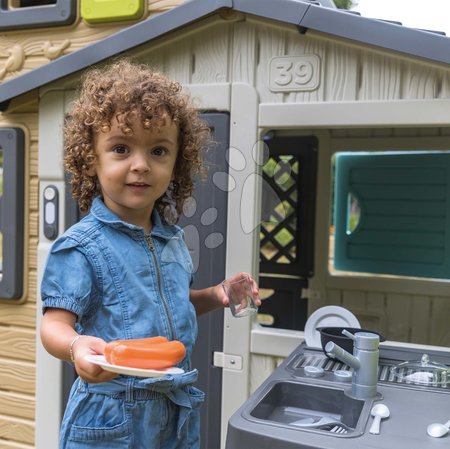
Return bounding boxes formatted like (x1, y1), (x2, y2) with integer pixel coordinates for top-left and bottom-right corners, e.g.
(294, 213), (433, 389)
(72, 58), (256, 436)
(269, 55), (320, 92)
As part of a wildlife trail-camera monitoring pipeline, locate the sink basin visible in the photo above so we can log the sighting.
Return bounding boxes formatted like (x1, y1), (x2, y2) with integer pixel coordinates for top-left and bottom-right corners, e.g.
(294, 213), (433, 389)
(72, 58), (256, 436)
(247, 380), (368, 436)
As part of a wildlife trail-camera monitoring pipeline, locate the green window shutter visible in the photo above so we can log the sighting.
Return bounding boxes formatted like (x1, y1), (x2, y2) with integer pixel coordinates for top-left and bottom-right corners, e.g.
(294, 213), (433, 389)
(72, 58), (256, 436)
(334, 151), (450, 279)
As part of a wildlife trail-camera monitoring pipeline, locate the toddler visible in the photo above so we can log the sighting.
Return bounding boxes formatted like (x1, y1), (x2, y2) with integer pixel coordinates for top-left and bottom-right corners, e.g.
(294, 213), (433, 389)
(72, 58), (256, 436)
(40, 59), (259, 449)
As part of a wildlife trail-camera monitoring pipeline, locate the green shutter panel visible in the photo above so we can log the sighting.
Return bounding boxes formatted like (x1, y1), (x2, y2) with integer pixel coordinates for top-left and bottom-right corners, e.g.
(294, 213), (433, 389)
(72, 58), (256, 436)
(334, 151), (450, 279)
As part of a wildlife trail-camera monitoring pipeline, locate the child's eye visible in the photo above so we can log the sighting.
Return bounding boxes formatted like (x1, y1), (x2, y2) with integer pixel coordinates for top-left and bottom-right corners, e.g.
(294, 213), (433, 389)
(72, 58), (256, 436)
(112, 145), (129, 154)
(152, 147), (167, 156)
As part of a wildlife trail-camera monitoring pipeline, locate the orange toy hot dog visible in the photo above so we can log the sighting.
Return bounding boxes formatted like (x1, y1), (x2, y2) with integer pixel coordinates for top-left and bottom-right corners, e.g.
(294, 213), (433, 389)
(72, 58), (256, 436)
(104, 336), (168, 362)
(104, 337), (186, 370)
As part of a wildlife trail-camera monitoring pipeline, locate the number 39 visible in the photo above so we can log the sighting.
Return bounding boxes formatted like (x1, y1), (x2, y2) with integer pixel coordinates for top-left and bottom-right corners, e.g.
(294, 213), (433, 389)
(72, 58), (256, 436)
(273, 60), (314, 87)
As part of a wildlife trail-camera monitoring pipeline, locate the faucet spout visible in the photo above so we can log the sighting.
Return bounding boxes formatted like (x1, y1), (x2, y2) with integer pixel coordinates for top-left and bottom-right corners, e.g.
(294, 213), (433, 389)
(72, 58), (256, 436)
(324, 331), (380, 399)
(325, 341), (360, 371)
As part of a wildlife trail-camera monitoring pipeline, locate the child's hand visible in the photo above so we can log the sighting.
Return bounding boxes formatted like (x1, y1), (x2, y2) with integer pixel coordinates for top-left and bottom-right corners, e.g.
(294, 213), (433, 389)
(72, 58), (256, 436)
(71, 335), (118, 383)
(218, 272), (261, 308)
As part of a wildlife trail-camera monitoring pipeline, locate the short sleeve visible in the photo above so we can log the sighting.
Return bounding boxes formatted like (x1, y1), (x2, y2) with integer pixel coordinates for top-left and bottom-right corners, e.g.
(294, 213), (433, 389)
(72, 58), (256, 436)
(41, 236), (98, 319)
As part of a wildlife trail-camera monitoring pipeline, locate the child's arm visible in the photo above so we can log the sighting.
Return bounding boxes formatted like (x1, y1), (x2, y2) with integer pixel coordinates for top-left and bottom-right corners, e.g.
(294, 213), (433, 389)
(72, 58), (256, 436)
(40, 308), (117, 383)
(190, 272), (260, 316)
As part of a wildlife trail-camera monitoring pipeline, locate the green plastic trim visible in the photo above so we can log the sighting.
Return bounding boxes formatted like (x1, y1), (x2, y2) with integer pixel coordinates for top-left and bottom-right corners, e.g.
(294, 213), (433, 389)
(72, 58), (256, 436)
(81, 0), (145, 24)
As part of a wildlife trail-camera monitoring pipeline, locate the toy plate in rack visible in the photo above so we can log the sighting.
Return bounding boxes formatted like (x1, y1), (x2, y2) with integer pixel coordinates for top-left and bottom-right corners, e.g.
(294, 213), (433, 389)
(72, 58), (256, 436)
(85, 354), (184, 378)
(304, 306), (360, 349)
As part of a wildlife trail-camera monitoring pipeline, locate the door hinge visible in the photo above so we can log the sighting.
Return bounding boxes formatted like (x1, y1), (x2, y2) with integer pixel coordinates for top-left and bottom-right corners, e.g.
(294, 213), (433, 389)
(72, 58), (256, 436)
(213, 351), (243, 370)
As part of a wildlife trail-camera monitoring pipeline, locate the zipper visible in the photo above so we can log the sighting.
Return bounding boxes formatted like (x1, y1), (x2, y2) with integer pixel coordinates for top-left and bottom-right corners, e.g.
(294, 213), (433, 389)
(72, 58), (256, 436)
(146, 235), (175, 340)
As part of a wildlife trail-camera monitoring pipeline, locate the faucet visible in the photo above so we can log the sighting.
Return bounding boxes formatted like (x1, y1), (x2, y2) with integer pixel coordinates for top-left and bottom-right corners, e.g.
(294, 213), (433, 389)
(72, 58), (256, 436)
(325, 329), (380, 399)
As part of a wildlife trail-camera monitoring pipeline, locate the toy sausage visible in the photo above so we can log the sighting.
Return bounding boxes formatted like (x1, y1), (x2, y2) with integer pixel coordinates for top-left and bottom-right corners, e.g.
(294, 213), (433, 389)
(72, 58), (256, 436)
(104, 337), (186, 370)
(104, 336), (168, 362)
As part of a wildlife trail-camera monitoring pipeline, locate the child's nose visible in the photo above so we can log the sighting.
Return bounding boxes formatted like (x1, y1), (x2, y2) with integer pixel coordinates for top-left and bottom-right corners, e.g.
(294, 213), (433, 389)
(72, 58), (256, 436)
(131, 154), (150, 172)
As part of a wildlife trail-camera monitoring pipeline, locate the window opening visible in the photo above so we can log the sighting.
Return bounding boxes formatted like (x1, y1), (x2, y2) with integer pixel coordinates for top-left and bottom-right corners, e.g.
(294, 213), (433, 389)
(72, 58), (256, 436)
(331, 150), (450, 279)
(8, 0), (56, 8)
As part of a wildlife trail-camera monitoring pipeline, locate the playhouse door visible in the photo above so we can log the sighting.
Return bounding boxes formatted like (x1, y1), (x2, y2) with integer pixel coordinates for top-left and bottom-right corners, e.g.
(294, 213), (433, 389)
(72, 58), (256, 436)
(180, 112), (229, 449)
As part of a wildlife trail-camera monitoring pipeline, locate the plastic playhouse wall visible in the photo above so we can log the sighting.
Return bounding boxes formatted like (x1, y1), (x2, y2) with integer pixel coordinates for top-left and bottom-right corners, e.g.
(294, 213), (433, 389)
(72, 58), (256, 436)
(0, 2), (184, 447)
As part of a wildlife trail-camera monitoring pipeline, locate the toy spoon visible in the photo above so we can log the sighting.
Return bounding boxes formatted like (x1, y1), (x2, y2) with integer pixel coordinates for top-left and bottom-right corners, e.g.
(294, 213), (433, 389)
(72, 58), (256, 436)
(427, 419), (450, 438)
(369, 403), (390, 434)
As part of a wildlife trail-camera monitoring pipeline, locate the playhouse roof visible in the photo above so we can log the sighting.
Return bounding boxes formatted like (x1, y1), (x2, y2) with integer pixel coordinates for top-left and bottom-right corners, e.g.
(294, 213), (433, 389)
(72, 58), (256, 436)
(0, 0), (449, 111)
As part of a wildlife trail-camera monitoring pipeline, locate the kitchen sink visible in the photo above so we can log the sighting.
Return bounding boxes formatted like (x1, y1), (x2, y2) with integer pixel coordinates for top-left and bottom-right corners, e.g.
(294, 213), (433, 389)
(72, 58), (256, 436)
(226, 343), (450, 449)
(248, 380), (366, 435)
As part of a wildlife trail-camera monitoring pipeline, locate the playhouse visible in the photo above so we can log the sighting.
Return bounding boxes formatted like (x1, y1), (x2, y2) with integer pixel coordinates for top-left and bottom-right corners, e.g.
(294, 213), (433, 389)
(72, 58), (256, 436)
(1, 1), (450, 448)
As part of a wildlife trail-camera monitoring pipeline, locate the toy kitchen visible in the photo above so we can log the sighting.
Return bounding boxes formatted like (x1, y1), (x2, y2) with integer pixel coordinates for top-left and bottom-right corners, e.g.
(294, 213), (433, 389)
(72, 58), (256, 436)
(225, 306), (450, 449)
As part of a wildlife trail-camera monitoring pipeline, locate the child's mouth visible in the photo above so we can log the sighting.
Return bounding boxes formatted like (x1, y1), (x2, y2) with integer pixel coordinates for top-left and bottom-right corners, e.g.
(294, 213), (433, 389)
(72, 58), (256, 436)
(127, 183), (150, 191)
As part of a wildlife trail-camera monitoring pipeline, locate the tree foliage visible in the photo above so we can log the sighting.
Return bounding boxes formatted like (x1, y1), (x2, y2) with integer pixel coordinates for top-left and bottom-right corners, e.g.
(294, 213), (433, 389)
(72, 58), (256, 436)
(334, 0), (353, 9)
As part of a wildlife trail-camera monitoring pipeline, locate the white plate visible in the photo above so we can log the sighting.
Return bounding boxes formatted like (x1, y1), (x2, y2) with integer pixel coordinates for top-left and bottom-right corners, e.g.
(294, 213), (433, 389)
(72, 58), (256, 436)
(85, 355), (184, 378)
(304, 306), (360, 348)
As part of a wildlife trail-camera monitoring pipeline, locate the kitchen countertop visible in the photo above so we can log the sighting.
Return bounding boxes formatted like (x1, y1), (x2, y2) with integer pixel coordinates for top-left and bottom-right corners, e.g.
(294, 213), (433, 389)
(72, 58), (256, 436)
(226, 344), (450, 449)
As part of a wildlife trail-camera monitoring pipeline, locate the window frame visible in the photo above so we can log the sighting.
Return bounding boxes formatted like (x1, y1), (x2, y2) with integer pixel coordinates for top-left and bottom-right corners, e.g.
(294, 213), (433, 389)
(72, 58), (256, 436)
(0, 0), (75, 31)
(327, 135), (450, 296)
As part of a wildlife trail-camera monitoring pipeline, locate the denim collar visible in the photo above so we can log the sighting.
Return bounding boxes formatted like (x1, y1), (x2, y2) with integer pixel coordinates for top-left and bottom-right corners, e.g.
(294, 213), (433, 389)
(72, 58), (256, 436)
(90, 196), (178, 240)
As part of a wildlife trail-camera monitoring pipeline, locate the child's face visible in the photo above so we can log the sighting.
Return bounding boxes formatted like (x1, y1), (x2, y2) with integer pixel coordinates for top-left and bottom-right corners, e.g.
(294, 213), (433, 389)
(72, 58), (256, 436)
(91, 113), (179, 231)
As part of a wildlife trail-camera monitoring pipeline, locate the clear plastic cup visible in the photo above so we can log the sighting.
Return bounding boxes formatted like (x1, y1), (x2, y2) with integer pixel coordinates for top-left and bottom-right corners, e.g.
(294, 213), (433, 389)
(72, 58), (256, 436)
(222, 274), (258, 318)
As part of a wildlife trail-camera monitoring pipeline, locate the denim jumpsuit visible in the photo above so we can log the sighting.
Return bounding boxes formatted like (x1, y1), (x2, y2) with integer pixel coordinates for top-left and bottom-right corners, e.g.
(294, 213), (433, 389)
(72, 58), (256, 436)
(41, 197), (205, 449)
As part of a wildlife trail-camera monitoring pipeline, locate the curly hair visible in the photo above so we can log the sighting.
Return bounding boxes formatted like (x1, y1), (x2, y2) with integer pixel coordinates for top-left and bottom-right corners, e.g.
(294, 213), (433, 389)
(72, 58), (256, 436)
(64, 58), (210, 219)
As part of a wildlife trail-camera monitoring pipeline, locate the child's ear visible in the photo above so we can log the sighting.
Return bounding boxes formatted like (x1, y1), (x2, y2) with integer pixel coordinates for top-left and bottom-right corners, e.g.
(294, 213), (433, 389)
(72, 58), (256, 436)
(87, 164), (96, 177)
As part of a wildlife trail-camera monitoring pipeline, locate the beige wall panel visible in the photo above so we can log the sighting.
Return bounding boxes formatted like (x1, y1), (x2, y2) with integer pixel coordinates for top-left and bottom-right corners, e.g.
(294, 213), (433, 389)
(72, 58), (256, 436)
(0, 116), (37, 135)
(257, 26), (286, 103)
(29, 180), (39, 215)
(28, 239), (38, 274)
(27, 271), (37, 304)
(29, 152), (38, 179)
(192, 23), (229, 84)
(359, 53), (401, 101)
(323, 43), (358, 101)
(163, 40), (192, 84)
(0, 328), (35, 362)
(0, 28), (120, 81)
(143, 52), (164, 74)
(0, 359), (34, 394)
(365, 292), (386, 335)
(2, 91), (38, 114)
(341, 289), (364, 311)
(289, 35), (324, 103)
(0, 416), (34, 445)
(429, 297), (450, 346)
(385, 294), (411, 342)
(410, 295), (431, 344)
(324, 289), (341, 308)
(402, 62), (439, 99)
(0, 303), (35, 328)
(0, 391), (34, 420)
(418, 128), (441, 137)
(0, 441), (33, 449)
(232, 22), (257, 84)
(342, 290), (379, 331)
(28, 212), (38, 239)
(440, 72), (450, 98)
